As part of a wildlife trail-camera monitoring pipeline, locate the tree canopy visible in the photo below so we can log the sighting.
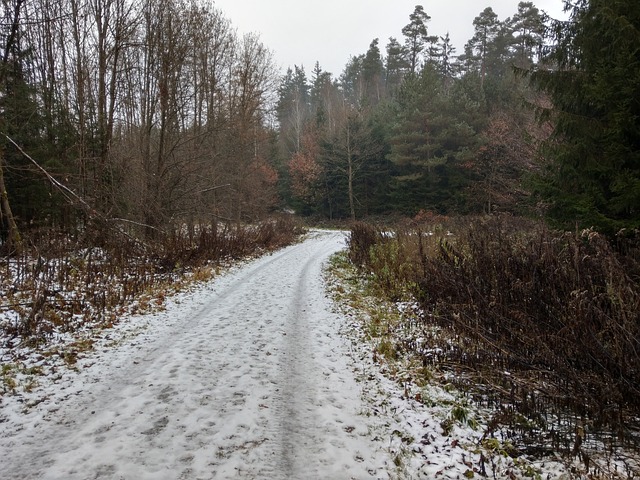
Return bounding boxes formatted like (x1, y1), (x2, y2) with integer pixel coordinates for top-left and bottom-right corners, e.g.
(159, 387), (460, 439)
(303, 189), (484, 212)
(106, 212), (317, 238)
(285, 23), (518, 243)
(529, 0), (640, 233)
(274, 3), (550, 220)
(1, 0), (637, 247)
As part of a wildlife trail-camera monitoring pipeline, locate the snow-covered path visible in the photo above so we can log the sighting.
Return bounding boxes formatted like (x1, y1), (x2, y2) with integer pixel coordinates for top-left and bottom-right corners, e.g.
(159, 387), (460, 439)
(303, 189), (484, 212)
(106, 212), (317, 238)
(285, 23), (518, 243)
(0, 231), (392, 479)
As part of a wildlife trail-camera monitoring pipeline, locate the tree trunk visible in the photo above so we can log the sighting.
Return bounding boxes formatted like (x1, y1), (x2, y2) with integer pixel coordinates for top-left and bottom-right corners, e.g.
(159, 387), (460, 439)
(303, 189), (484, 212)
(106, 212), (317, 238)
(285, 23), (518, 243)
(346, 120), (356, 221)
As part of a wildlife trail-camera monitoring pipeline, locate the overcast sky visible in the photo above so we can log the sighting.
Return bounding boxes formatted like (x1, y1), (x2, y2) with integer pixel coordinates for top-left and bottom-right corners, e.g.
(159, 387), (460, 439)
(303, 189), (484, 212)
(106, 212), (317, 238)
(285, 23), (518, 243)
(211, 0), (568, 77)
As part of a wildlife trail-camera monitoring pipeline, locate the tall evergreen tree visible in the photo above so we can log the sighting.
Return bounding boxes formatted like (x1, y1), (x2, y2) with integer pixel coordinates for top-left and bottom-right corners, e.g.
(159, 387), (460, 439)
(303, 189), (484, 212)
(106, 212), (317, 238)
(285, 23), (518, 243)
(309, 62), (329, 127)
(387, 65), (482, 213)
(362, 38), (385, 106)
(432, 33), (458, 90)
(401, 5), (437, 75)
(276, 66), (310, 154)
(340, 55), (365, 107)
(465, 7), (503, 88)
(2, 47), (56, 227)
(0, 0), (25, 253)
(509, 1), (546, 67)
(385, 37), (408, 94)
(529, 0), (640, 233)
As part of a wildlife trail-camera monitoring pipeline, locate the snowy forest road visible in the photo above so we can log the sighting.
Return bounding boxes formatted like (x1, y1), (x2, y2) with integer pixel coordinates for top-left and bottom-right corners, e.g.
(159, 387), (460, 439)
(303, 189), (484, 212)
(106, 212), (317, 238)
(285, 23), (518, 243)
(0, 231), (392, 479)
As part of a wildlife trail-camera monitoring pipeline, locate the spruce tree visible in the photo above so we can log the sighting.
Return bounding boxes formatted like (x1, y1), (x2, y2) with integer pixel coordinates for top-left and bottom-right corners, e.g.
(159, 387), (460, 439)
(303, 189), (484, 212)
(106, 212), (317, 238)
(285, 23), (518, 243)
(432, 33), (458, 91)
(362, 39), (385, 106)
(530, 0), (640, 233)
(385, 37), (409, 94)
(276, 66), (311, 154)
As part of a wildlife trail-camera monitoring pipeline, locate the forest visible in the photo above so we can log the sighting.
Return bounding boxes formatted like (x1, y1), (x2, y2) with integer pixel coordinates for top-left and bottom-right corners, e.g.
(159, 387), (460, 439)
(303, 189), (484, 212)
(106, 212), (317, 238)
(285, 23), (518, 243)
(0, 0), (637, 243)
(276, 1), (639, 234)
(277, 3), (545, 222)
(0, 0), (639, 473)
(0, 0), (282, 255)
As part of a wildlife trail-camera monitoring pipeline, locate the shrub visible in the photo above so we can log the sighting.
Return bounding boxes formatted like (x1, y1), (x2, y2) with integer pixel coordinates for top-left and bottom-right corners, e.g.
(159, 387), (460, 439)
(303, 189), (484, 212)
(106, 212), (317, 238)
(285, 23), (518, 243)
(2, 216), (303, 340)
(347, 222), (384, 268)
(347, 215), (640, 455)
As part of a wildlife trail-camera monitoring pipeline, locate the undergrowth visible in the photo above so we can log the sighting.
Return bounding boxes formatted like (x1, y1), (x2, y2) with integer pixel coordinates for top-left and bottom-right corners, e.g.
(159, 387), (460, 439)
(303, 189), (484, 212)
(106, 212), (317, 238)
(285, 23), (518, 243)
(0, 216), (303, 343)
(347, 216), (640, 478)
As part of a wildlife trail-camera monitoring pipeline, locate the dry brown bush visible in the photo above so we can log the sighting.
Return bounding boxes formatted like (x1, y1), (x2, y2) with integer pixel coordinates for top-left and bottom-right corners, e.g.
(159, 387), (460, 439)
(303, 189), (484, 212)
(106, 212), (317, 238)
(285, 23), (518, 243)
(349, 216), (640, 458)
(1, 216), (303, 341)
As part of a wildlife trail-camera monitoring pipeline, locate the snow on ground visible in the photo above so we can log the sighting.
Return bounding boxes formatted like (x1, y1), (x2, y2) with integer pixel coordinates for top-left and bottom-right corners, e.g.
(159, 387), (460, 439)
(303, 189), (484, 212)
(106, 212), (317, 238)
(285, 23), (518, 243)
(1, 230), (396, 479)
(325, 253), (582, 480)
(0, 229), (597, 479)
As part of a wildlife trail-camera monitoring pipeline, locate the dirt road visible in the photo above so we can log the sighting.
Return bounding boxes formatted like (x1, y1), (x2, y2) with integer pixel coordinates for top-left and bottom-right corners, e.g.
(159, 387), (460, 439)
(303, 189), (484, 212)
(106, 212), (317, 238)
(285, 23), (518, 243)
(0, 231), (392, 479)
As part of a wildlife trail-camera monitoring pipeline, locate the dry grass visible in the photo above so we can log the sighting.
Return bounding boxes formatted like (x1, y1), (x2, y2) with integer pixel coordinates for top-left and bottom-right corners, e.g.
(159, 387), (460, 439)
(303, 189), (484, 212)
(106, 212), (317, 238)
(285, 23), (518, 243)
(348, 216), (640, 467)
(1, 216), (304, 341)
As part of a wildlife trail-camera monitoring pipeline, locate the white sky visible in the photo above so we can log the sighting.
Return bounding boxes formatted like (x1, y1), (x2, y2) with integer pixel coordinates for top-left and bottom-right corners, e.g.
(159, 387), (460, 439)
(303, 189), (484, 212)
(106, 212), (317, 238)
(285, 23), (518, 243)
(211, 0), (568, 77)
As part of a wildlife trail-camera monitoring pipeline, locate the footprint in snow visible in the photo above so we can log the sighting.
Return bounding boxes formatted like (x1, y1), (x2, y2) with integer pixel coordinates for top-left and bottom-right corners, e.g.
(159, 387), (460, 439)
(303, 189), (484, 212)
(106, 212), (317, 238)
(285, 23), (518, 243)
(141, 416), (169, 435)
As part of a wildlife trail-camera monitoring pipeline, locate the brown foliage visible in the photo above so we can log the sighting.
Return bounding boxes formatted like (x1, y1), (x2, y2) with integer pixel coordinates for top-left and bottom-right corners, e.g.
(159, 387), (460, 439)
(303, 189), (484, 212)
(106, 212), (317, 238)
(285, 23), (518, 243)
(288, 129), (322, 201)
(1, 216), (303, 340)
(349, 216), (640, 454)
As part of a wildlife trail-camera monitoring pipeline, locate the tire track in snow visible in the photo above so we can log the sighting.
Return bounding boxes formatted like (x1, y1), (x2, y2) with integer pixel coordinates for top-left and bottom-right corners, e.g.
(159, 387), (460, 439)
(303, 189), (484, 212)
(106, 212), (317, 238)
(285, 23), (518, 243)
(0, 230), (392, 480)
(278, 233), (334, 477)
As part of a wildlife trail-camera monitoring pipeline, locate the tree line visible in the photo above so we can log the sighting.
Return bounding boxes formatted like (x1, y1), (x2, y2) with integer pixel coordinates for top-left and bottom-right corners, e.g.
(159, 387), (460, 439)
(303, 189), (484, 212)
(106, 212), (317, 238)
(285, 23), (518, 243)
(276, 1), (640, 234)
(276, 2), (548, 221)
(1, 0), (638, 254)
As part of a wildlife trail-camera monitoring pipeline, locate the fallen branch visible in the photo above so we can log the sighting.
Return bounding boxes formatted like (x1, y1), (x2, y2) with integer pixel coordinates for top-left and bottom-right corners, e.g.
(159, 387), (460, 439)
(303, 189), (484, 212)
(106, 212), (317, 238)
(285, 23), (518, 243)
(2, 133), (160, 248)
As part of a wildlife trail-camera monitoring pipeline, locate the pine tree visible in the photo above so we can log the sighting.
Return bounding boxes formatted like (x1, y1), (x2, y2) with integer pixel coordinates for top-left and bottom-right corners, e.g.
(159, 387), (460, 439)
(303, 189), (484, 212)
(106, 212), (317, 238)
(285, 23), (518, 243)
(530, 0), (640, 233)
(465, 7), (503, 88)
(508, 1), (546, 68)
(387, 65), (482, 214)
(401, 5), (437, 75)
